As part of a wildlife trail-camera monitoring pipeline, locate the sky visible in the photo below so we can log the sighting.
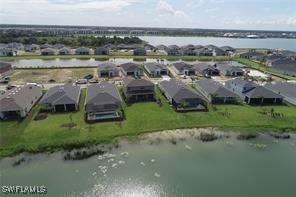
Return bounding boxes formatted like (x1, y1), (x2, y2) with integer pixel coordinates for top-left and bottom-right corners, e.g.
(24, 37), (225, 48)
(0, 0), (296, 31)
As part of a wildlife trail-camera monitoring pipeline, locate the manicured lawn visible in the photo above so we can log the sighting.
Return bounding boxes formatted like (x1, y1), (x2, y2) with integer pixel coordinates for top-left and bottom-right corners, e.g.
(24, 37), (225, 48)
(1, 88), (296, 157)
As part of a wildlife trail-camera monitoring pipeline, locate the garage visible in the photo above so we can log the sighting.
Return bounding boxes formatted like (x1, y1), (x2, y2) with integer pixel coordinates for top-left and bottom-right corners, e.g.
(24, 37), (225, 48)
(54, 104), (66, 112)
(65, 104), (76, 111)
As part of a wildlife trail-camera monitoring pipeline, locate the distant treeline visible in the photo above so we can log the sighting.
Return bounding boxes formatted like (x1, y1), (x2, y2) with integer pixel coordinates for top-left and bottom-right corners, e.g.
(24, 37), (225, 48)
(0, 32), (143, 47)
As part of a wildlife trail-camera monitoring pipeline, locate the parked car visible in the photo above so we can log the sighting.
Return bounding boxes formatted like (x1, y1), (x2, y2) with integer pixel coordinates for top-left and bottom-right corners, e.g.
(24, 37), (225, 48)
(75, 79), (88, 84)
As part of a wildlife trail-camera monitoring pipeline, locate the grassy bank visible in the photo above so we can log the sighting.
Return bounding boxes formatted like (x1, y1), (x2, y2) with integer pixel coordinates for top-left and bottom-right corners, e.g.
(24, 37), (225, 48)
(1, 88), (296, 157)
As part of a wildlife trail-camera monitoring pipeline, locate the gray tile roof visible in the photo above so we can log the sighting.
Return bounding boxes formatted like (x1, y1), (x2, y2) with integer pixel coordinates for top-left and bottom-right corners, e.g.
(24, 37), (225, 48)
(85, 81), (121, 113)
(194, 62), (217, 72)
(245, 86), (283, 99)
(265, 82), (296, 100)
(217, 62), (244, 73)
(123, 77), (154, 87)
(172, 62), (193, 72)
(144, 62), (167, 73)
(98, 62), (118, 72)
(196, 79), (238, 98)
(40, 84), (80, 105)
(120, 62), (141, 72)
(159, 79), (204, 103)
(0, 85), (42, 112)
(227, 78), (257, 90)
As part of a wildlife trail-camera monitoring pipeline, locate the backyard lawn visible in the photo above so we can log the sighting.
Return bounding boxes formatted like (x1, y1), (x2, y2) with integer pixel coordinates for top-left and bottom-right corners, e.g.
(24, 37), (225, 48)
(1, 88), (296, 157)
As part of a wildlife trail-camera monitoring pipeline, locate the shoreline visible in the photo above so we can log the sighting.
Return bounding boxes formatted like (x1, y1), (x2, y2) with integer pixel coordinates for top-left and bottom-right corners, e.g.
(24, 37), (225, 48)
(1, 127), (295, 160)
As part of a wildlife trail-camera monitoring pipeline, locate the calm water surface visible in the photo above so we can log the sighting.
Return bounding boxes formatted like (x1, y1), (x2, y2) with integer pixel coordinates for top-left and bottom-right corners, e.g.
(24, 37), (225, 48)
(1, 134), (296, 197)
(140, 36), (296, 51)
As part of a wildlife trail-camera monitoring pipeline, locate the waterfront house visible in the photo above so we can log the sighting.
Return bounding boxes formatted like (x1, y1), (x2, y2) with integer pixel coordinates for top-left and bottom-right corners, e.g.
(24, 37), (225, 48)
(0, 85), (42, 119)
(225, 78), (283, 105)
(97, 62), (119, 78)
(75, 47), (91, 55)
(239, 50), (265, 61)
(159, 79), (206, 111)
(85, 81), (122, 121)
(24, 44), (40, 52)
(220, 46), (236, 53)
(122, 77), (155, 102)
(52, 44), (65, 49)
(120, 62), (143, 77)
(217, 62), (244, 77)
(144, 62), (168, 77)
(0, 47), (17, 56)
(269, 58), (296, 77)
(133, 48), (146, 56)
(194, 62), (220, 77)
(171, 62), (195, 76)
(180, 45), (196, 56)
(155, 45), (168, 52)
(59, 48), (71, 55)
(265, 82), (296, 105)
(40, 43), (52, 49)
(41, 48), (56, 55)
(94, 47), (110, 55)
(165, 45), (180, 56)
(195, 79), (239, 104)
(7, 42), (24, 51)
(40, 84), (81, 112)
(0, 62), (13, 80)
(194, 47), (213, 56)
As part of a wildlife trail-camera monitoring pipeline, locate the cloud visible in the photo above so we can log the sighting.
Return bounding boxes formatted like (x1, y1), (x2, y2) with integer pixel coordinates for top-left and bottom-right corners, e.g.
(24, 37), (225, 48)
(156, 0), (186, 17)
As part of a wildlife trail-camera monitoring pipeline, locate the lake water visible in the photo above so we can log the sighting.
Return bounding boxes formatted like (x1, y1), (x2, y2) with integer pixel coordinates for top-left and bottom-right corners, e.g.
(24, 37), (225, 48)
(140, 36), (296, 51)
(1, 133), (296, 197)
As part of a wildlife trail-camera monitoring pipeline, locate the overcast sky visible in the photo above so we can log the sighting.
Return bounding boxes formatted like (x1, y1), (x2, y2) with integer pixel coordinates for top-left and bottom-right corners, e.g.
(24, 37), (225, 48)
(0, 0), (295, 31)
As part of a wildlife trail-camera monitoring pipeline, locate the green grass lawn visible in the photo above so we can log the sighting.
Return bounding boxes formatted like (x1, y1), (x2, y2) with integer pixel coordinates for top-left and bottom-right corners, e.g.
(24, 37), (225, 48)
(1, 88), (296, 157)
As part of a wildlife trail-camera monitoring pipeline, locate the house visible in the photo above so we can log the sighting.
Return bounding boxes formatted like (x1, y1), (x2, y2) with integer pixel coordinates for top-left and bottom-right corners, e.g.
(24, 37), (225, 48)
(0, 85), (42, 119)
(40, 84), (81, 112)
(52, 44), (65, 49)
(225, 78), (283, 105)
(41, 48), (56, 55)
(0, 62), (13, 80)
(159, 79), (206, 111)
(180, 45), (196, 56)
(269, 58), (296, 77)
(75, 47), (91, 55)
(59, 48), (71, 55)
(0, 47), (17, 56)
(239, 51), (265, 61)
(94, 47), (110, 55)
(217, 62), (244, 77)
(85, 81), (122, 121)
(171, 62), (195, 76)
(195, 79), (239, 104)
(165, 45), (180, 56)
(40, 43), (52, 49)
(7, 42), (24, 51)
(220, 46), (236, 53)
(194, 47), (213, 56)
(155, 45), (168, 52)
(265, 82), (296, 105)
(212, 47), (228, 56)
(144, 62), (168, 77)
(133, 48), (146, 56)
(194, 62), (220, 76)
(120, 62), (143, 77)
(122, 77), (155, 102)
(97, 62), (119, 78)
(24, 44), (40, 52)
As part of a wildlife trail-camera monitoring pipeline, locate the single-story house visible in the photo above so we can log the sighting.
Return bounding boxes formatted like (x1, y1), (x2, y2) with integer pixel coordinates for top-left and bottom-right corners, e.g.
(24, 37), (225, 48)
(59, 48), (71, 55)
(40, 43), (52, 49)
(144, 62), (168, 77)
(239, 51), (265, 61)
(180, 45), (196, 56)
(269, 58), (296, 77)
(0, 62), (13, 80)
(217, 62), (244, 77)
(120, 62), (143, 77)
(97, 62), (119, 78)
(94, 47), (110, 55)
(212, 47), (228, 56)
(75, 47), (91, 55)
(40, 84), (81, 112)
(52, 44), (65, 49)
(24, 44), (40, 52)
(165, 45), (180, 56)
(195, 79), (239, 104)
(41, 48), (56, 55)
(0, 85), (42, 119)
(171, 62), (195, 76)
(265, 82), (296, 105)
(225, 78), (283, 105)
(159, 79), (206, 111)
(85, 81), (122, 121)
(7, 42), (24, 51)
(133, 48), (146, 56)
(122, 77), (155, 102)
(194, 47), (213, 56)
(220, 46), (236, 53)
(194, 62), (220, 76)
(155, 45), (168, 52)
(0, 47), (17, 56)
